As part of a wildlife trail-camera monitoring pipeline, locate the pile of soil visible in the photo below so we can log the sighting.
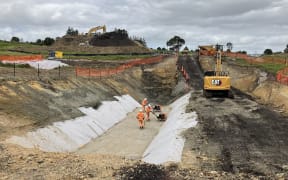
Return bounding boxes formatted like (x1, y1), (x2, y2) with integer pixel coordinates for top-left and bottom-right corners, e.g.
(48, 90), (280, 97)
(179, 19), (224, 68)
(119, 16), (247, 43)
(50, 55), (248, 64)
(114, 163), (167, 180)
(90, 29), (137, 47)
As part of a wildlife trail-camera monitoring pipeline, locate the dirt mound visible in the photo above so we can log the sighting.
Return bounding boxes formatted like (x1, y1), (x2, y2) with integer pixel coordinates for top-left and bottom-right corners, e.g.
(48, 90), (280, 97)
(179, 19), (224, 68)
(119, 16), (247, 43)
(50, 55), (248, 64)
(115, 163), (167, 180)
(49, 29), (150, 54)
(90, 29), (137, 47)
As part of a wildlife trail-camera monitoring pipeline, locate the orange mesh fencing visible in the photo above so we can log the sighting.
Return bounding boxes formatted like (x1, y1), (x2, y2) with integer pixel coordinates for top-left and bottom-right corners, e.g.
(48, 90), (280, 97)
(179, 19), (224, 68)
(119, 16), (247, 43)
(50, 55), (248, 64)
(277, 67), (288, 85)
(200, 52), (288, 85)
(75, 56), (165, 77)
(0, 55), (43, 61)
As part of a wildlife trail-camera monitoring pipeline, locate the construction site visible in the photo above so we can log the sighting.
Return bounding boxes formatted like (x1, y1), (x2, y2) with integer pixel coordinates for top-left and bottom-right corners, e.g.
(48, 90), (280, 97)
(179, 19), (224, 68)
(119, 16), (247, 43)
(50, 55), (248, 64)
(0, 25), (288, 180)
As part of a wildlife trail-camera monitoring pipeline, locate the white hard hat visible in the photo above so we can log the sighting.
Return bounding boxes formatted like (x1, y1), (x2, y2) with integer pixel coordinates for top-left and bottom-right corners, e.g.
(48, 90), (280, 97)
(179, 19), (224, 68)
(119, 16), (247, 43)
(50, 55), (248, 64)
(148, 104), (151, 107)
(139, 109), (143, 112)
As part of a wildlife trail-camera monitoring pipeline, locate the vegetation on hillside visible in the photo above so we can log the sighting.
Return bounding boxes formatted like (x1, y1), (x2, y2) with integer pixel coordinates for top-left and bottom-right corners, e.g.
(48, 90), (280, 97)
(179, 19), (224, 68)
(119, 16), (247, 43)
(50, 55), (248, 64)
(234, 58), (286, 74)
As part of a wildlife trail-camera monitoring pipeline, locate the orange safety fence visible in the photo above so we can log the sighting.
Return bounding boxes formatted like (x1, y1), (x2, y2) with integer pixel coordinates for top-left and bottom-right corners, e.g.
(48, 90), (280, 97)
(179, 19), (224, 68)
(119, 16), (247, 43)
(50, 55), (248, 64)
(0, 55), (43, 61)
(201, 51), (288, 64)
(200, 51), (288, 85)
(277, 67), (288, 85)
(75, 56), (165, 77)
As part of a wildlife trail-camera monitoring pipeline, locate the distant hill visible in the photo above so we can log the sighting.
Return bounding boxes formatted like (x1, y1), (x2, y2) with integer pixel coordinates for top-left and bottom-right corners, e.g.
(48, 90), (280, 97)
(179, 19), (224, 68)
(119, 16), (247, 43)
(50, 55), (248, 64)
(50, 29), (150, 54)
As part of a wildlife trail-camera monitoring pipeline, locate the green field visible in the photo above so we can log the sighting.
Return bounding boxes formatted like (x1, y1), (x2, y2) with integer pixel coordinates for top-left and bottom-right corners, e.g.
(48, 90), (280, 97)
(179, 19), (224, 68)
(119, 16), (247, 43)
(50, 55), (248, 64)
(234, 58), (287, 74)
(0, 41), (154, 61)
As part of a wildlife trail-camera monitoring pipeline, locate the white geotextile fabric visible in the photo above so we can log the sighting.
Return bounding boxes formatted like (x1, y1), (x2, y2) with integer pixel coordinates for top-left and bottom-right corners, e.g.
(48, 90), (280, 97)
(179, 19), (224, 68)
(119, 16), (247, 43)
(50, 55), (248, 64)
(142, 92), (198, 164)
(7, 95), (140, 152)
(27, 60), (68, 69)
(3, 60), (68, 70)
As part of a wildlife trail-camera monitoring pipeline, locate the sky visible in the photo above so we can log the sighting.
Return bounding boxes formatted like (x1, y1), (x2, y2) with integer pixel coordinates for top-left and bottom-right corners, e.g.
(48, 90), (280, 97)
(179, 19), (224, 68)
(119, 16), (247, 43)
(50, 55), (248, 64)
(0, 0), (288, 54)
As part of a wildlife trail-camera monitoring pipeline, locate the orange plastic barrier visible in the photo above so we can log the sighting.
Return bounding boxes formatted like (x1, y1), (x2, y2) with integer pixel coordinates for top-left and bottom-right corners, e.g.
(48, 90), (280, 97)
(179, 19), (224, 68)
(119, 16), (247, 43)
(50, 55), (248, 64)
(277, 67), (288, 85)
(75, 56), (165, 77)
(0, 55), (43, 61)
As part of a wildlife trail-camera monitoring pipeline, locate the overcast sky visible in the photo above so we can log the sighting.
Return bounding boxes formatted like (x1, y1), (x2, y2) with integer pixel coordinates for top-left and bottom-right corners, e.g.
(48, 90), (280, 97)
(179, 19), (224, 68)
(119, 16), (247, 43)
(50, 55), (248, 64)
(0, 0), (288, 54)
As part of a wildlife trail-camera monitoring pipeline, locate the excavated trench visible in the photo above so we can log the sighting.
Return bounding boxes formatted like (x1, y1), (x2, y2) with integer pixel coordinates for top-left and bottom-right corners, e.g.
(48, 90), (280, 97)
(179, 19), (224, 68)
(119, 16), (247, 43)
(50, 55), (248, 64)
(1, 56), (190, 156)
(1, 55), (288, 178)
(179, 55), (288, 177)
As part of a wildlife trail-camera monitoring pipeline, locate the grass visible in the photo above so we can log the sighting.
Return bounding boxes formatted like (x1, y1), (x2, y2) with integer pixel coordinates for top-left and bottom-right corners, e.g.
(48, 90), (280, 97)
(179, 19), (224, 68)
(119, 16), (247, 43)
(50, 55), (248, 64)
(234, 58), (287, 74)
(255, 63), (287, 74)
(0, 61), (31, 68)
(0, 50), (31, 55)
(0, 41), (154, 60)
(0, 40), (38, 50)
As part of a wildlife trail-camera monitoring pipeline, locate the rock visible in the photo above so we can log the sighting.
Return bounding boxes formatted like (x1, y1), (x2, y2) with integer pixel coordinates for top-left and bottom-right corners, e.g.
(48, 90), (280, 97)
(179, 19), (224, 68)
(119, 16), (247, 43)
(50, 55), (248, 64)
(37, 160), (44, 164)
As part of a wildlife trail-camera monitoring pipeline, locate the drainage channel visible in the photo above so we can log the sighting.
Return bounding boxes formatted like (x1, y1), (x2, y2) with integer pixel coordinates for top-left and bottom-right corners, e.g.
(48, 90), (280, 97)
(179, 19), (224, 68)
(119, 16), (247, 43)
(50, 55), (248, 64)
(6, 93), (198, 165)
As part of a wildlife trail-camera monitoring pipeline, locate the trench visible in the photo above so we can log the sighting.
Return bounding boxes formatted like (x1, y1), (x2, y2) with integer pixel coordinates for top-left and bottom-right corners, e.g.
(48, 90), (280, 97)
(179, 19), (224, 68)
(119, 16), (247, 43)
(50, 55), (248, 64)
(4, 56), (198, 164)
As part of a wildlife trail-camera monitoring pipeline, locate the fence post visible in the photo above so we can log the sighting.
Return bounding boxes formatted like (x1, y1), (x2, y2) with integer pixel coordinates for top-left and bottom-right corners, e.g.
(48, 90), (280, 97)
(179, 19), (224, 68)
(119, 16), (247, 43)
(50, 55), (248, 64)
(37, 63), (40, 79)
(58, 65), (61, 79)
(13, 63), (16, 77)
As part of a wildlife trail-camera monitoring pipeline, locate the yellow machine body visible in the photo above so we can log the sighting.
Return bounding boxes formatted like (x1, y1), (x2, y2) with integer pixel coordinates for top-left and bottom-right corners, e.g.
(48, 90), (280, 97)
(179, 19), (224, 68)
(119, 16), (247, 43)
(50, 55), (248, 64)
(203, 47), (233, 98)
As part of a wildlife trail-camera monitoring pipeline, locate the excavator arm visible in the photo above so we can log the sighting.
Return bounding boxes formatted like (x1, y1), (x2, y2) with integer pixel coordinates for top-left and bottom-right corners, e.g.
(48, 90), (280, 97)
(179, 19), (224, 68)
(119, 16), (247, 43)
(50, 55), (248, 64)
(87, 25), (106, 35)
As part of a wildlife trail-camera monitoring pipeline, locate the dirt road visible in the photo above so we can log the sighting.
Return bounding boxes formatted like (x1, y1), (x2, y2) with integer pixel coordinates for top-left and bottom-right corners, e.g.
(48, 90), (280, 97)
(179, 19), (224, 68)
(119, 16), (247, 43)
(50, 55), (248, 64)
(77, 107), (167, 159)
(178, 55), (288, 177)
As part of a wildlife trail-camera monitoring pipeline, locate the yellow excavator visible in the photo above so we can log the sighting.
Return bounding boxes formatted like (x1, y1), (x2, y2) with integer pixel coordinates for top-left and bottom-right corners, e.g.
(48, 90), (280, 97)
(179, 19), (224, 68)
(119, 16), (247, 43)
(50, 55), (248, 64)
(203, 44), (233, 98)
(87, 25), (106, 36)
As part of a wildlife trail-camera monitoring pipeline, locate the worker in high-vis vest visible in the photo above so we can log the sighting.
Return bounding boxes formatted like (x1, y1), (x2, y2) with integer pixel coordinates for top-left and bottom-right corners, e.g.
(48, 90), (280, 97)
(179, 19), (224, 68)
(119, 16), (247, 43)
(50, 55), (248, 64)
(136, 109), (145, 129)
(141, 98), (148, 111)
(145, 104), (152, 121)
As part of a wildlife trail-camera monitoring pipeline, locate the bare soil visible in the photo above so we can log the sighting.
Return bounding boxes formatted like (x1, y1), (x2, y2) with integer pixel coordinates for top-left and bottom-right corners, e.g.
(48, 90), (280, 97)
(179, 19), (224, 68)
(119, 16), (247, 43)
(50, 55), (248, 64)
(179, 55), (288, 178)
(1, 55), (288, 179)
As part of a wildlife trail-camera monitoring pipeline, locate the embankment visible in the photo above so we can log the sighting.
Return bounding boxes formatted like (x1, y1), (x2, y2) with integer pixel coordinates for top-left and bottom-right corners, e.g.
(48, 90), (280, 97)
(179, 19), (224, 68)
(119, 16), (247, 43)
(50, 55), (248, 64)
(0, 56), (182, 140)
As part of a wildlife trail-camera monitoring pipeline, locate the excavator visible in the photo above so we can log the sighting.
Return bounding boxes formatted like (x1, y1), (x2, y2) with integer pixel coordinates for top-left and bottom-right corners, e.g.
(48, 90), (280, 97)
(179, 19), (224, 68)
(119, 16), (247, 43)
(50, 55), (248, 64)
(203, 44), (233, 98)
(87, 25), (106, 36)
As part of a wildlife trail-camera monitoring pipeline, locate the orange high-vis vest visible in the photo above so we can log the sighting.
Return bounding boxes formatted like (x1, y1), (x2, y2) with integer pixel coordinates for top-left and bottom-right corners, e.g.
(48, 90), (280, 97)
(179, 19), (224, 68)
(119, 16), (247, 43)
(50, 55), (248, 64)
(145, 106), (152, 113)
(137, 112), (144, 120)
(142, 99), (148, 106)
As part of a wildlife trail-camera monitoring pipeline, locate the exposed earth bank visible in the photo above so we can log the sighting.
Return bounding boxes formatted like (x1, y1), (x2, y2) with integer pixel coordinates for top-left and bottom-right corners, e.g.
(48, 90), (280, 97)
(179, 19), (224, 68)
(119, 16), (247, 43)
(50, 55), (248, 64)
(180, 55), (288, 179)
(1, 55), (288, 179)
(200, 55), (288, 115)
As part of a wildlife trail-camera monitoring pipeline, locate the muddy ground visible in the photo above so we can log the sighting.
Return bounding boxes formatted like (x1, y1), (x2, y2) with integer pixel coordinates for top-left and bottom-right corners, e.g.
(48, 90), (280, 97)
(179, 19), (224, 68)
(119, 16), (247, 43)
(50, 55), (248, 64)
(179, 55), (288, 178)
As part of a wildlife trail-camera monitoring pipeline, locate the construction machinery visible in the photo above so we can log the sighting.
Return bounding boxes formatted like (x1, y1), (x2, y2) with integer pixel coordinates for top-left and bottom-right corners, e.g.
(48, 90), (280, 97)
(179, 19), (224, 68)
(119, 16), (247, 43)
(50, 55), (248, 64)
(87, 25), (106, 36)
(199, 45), (216, 56)
(203, 44), (233, 98)
(151, 104), (167, 121)
(48, 51), (63, 60)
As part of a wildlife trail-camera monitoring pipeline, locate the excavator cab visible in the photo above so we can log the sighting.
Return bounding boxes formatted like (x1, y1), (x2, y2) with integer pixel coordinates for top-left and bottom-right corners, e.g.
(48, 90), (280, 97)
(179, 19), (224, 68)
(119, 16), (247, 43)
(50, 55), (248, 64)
(203, 45), (233, 98)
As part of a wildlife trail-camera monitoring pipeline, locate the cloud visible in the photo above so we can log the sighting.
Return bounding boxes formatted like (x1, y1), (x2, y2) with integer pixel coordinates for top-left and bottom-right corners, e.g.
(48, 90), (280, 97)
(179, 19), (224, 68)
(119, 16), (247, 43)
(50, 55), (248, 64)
(0, 0), (287, 53)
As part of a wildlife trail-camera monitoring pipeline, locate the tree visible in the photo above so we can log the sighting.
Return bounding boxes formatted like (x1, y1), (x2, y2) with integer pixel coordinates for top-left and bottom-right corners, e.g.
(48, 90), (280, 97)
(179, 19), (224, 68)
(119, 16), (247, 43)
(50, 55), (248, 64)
(36, 39), (43, 45)
(157, 47), (162, 51)
(284, 44), (288, 53)
(66, 27), (79, 36)
(43, 37), (55, 46)
(226, 42), (233, 52)
(11, 36), (20, 42)
(166, 36), (185, 52)
(264, 49), (273, 55)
